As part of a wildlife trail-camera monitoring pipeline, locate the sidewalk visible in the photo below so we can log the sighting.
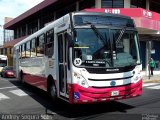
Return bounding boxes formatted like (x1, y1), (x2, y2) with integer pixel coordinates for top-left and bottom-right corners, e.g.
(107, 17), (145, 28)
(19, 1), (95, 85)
(142, 75), (160, 83)
(141, 71), (160, 83)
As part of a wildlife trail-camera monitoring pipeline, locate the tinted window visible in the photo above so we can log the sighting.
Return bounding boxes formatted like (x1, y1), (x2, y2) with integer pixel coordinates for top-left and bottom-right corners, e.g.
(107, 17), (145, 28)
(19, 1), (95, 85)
(46, 29), (54, 57)
(21, 44), (26, 58)
(19, 46), (22, 58)
(31, 38), (36, 57)
(58, 34), (63, 63)
(26, 41), (31, 57)
(74, 15), (134, 27)
(0, 60), (7, 67)
(37, 34), (45, 56)
(101, 0), (124, 8)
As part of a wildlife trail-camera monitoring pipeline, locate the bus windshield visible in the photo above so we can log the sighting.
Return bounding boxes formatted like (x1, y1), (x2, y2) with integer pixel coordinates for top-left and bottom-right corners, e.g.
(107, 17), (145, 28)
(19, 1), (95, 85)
(73, 28), (140, 68)
(0, 55), (7, 67)
(0, 60), (7, 67)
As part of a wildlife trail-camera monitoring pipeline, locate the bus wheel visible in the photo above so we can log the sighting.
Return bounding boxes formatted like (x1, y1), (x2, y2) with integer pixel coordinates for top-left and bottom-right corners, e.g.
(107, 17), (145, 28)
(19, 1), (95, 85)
(49, 81), (57, 102)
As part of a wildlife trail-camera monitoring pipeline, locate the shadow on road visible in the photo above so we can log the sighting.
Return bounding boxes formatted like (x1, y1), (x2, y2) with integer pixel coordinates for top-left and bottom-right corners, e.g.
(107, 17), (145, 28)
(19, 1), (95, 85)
(9, 79), (134, 119)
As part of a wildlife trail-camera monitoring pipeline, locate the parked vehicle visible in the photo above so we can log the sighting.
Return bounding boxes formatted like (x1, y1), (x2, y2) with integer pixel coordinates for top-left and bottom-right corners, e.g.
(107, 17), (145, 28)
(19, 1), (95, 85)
(1, 66), (15, 78)
(0, 55), (8, 74)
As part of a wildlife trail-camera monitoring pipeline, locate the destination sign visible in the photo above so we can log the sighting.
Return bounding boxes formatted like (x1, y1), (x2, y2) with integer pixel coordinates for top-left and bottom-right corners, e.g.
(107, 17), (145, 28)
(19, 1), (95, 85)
(74, 15), (134, 27)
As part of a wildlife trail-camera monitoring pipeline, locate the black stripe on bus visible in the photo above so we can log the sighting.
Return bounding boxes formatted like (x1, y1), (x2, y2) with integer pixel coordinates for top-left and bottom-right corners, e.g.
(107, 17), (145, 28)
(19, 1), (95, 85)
(88, 76), (133, 81)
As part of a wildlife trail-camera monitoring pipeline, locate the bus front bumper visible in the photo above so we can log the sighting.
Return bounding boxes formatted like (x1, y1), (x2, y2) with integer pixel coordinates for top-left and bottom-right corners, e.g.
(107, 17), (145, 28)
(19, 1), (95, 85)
(69, 80), (142, 104)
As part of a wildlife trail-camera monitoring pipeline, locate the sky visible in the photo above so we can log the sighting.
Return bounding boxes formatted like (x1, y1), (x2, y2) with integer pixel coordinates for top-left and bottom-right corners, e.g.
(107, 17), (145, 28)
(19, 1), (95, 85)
(0, 0), (44, 44)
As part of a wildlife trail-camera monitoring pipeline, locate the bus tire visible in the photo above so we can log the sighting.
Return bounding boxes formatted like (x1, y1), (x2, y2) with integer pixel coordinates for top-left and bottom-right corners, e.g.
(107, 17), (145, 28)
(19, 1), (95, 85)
(48, 78), (57, 102)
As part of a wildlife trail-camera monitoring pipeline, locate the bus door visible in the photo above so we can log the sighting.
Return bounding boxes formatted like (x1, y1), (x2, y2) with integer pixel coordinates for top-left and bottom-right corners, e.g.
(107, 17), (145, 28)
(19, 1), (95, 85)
(57, 32), (69, 98)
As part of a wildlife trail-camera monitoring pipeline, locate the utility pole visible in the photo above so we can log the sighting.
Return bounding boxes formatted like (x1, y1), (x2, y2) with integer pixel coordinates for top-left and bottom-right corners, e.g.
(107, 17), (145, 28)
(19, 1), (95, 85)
(146, 41), (151, 79)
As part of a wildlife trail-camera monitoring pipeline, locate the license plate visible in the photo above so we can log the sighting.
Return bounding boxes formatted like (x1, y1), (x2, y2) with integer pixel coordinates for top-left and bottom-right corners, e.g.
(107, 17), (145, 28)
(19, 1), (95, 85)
(111, 91), (119, 96)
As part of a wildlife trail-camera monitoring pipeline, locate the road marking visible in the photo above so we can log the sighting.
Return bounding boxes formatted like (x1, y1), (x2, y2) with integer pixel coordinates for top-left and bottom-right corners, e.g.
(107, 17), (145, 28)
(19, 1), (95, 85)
(0, 93), (10, 100)
(9, 89), (31, 96)
(146, 85), (160, 90)
(143, 83), (160, 89)
(143, 83), (160, 87)
(0, 86), (19, 90)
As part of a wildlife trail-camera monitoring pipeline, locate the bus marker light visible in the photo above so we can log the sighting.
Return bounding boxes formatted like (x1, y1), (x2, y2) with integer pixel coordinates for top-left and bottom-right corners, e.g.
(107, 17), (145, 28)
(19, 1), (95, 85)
(118, 96), (122, 99)
(101, 98), (107, 101)
(133, 94), (137, 97)
(82, 100), (88, 102)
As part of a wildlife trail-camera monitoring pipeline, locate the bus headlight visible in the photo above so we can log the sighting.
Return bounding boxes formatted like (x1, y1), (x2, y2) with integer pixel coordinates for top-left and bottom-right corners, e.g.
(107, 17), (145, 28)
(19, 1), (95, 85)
(74, 72), (89, 88)
(133, 74), (141, 83)
(133, 76), (139, 82)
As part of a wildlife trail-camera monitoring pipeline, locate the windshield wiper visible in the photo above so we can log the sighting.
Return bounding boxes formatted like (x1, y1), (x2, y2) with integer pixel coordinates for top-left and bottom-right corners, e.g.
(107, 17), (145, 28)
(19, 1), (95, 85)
(82, 21), (106, 45)
(90, 24), (112, 66)
(90, 24), (107, 45)
(116, 27), (126, 45)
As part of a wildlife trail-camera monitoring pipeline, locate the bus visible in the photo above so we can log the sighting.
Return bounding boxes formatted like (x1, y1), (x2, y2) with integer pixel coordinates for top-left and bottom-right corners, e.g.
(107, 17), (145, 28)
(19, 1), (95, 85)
(0, 55), (8, 73)
(13, 11), (142, 104)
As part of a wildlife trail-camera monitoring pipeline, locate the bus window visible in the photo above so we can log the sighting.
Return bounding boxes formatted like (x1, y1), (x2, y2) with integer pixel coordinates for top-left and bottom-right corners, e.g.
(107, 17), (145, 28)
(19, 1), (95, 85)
(46, 29), (54, 57)
(37, 34), (45, 57)
(31, 38), (36, 57)
(112, 30), (139, 67)
(26, 41), (31, 57)
(19, 46), (22, 58)
(58, 34), (63, 63)
(0, 55), (8, 68)
(21, 44), (26, 58)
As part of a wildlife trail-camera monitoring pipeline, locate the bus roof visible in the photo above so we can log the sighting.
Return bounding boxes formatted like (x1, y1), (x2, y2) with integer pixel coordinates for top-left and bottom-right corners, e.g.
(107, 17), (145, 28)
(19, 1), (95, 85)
(14, 11), (133, 48)
(14, 13), (70, 48)
(73, 11), (132, 19)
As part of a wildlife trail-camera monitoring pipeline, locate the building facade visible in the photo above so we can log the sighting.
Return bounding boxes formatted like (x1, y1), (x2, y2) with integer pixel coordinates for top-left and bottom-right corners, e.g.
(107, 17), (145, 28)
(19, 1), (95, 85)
(2, 0), (160, 74)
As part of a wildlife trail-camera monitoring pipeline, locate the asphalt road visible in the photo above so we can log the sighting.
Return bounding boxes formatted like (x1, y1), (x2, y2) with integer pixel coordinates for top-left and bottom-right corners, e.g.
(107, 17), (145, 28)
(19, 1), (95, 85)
(0, 77), (160, 120)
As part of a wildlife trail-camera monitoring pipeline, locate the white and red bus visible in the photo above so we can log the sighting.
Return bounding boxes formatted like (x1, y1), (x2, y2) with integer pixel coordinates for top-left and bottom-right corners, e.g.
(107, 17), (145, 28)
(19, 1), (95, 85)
(13, 11), (142, 104)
